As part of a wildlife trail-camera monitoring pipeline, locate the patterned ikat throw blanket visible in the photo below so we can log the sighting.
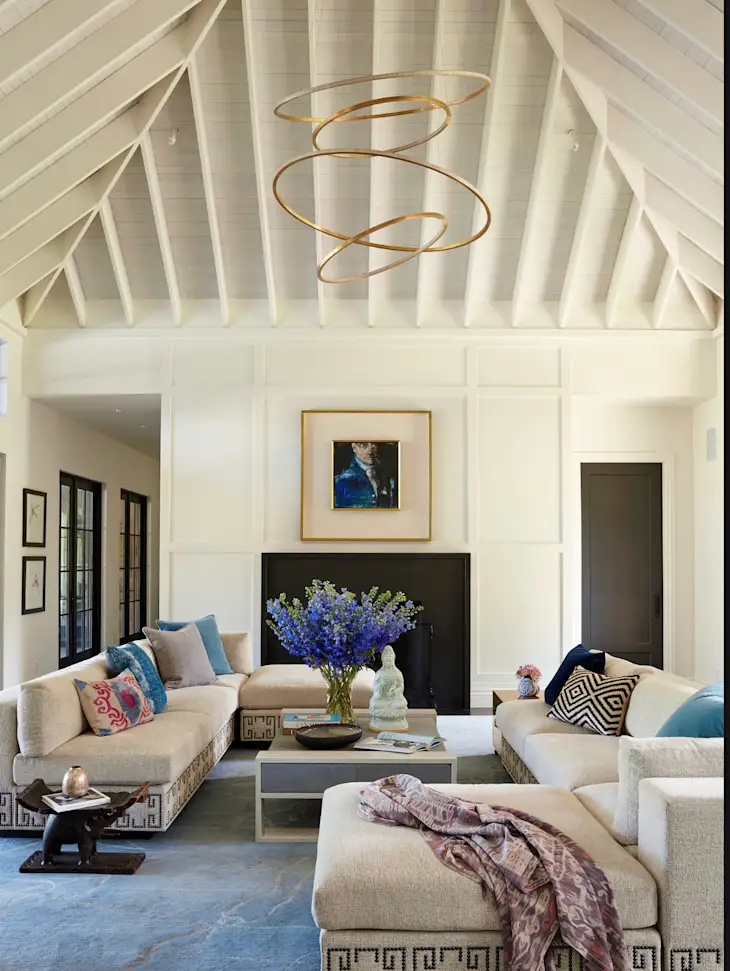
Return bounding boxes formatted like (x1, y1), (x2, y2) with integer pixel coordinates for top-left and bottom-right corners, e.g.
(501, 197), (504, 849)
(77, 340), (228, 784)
(358, 774), (628, 971)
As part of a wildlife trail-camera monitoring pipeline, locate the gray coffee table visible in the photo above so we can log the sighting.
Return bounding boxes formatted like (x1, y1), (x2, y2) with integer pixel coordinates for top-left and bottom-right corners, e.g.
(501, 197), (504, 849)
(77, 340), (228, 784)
(254, 708), (456, 842)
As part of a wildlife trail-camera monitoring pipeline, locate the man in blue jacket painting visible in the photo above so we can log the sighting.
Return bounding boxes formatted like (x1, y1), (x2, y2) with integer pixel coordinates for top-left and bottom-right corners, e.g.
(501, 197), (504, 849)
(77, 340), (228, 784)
(333, 442), (398, 509)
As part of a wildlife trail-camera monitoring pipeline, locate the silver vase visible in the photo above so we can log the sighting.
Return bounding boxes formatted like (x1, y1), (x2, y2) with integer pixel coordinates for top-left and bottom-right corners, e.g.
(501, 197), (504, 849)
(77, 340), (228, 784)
(61, 765), (89, 798)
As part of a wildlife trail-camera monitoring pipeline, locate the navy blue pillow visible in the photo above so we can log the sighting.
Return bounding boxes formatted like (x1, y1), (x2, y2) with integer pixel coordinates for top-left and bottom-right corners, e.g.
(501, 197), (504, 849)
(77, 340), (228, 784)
(545, 645), (606, 706)
(107, 643), (167, 714)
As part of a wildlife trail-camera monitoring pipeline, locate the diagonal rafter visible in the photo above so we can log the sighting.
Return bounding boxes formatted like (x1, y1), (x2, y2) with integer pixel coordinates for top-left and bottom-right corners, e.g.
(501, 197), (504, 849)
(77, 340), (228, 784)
(187, 57), (229, 325)
(0, 0), (201, 153)
(140, 132), (182, 325)
(463, 0), (511, 326)
(563, 26), (722, 181)
(64, 255), (87, 328)
(605, 196), (642, 328)
(99, 198), (135, 326)
(0, 221), (88, 310)
(511, 59), (563, 327)
(557, 0), (722, 124)
(0, 0), (112, 89)
(652, 258), (677, 329)
(639, 0), (723, 63)
(20, 0), (230, 328)
(645, 175), (723, 264)
(524, 0), (720, 324)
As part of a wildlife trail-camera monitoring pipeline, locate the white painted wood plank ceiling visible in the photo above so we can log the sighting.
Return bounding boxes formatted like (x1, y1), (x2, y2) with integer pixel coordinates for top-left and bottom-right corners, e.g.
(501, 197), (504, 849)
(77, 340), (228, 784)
(0, 0), (723, 330)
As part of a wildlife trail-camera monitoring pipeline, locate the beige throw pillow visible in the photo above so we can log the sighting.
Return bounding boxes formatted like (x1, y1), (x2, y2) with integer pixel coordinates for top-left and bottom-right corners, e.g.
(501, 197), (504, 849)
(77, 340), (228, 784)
(143, 623), (217, 689)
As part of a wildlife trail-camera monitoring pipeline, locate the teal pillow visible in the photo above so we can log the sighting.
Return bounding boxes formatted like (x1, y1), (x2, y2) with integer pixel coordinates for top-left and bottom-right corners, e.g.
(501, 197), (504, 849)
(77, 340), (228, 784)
(155, 614), (233, 676)
(106, 644), (167, 714)
(656, 681), (724, 738)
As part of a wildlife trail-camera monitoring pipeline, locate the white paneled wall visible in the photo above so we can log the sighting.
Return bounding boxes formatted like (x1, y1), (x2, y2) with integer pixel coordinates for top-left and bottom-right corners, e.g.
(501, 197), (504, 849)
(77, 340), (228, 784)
(20, 329), (718, 702)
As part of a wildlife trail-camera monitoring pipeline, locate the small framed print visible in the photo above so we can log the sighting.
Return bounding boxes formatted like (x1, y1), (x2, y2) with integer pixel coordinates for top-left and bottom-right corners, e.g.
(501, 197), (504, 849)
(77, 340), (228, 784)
(22, 556), (46, 615)
(23, 489), (47, 547)
(301, 410), (431, 542)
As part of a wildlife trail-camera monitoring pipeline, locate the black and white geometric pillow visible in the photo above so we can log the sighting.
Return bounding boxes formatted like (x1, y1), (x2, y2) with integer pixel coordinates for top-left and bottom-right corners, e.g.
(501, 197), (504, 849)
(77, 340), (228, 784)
(548, 666), (640, 736)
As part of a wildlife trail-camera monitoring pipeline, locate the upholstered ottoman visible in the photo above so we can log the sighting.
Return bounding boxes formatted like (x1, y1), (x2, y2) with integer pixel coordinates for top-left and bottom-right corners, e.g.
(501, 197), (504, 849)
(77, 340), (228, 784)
(312, 782), (661, 971)
(238, 665), (375, 741)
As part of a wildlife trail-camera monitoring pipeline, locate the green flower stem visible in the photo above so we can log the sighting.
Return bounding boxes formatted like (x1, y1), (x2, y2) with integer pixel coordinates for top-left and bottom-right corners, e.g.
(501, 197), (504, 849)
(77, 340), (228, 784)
(321, 665), (357, 724)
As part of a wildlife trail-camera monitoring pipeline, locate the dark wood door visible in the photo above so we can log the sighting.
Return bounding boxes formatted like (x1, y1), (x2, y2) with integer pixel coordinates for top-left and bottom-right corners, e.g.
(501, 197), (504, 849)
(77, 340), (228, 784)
(581, 463), (663, 668)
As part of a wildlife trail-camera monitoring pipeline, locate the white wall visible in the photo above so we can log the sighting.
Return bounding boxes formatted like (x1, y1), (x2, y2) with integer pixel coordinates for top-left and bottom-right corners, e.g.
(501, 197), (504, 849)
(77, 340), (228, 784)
(0, 319), (160, 687)
(21, 329), (717, 704)
(693, 333), (724, 683)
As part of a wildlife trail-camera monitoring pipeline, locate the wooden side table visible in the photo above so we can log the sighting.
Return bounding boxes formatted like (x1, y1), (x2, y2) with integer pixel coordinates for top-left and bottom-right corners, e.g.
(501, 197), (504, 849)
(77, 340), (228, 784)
(492, 688), (542, 714)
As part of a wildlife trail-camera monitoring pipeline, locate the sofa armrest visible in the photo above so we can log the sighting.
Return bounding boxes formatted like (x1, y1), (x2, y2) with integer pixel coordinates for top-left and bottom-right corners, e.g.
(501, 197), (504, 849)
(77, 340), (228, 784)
(220, 632), (253, 676)
(638, 777), (724, 969)
(0, 686), (20, 788)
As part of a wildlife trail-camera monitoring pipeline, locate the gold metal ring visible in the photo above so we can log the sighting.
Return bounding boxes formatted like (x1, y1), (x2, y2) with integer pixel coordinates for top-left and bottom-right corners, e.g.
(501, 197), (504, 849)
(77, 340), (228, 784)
(312, 95), (451, 155)
(272, 148), (491, 253)
(274, 70), (491, 124)
(317, 213), (448, 284)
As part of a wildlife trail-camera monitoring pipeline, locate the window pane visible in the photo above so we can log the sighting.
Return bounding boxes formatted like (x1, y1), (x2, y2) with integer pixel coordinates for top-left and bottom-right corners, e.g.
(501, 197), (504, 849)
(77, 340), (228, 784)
(86, 611), (93, 651)
(61, 485), (70, 528)
(85, 490), (94, 528)
(76, 533), (85, 570)
(60, 529), (69, 571)
(76, 489), (85, 528)
(120, 497), (126, 532)
(76, 571), (84, 608)
(133, 502), (140, 535)
(85, 530), (94, 566)
(85, 571), (93, 609)
(60, 617), (69, 659)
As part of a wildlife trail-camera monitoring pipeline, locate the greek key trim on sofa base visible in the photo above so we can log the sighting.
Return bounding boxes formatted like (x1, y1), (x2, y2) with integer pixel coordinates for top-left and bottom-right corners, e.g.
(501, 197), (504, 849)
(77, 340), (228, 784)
(320, 929), (662, 971)
(4, 716), (235, 832)
(240, 708), (282, 742)
(499, 736), (538, 785)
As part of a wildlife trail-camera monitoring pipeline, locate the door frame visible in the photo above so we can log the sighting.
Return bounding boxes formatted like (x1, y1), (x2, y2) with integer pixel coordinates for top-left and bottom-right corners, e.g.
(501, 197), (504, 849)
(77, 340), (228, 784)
(570, 451), (675, 673)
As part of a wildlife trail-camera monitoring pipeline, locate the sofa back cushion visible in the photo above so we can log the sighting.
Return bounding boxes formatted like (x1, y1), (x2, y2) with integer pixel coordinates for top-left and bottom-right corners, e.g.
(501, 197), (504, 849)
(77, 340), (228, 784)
(220, 631), (253, 676)
(18, 654), (109, 757)
(623, 673), (698, 738)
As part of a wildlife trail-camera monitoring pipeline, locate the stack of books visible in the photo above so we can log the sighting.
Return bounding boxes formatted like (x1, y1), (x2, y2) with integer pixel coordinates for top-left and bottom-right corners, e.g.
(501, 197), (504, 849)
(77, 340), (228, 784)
(282, 712), (343, 735)
(353, 732), (446, 754)
(41, 787), (111, 813)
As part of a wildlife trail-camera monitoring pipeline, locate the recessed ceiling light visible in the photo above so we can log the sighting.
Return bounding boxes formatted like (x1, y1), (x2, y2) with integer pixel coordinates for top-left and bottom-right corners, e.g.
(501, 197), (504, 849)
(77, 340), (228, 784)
(114, 409), (122, 413)
(140, 425), (146, 428)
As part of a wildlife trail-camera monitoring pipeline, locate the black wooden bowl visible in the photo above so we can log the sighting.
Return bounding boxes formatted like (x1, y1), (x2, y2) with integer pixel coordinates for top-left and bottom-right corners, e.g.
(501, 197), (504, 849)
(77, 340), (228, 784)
(293, 724), (363, 749)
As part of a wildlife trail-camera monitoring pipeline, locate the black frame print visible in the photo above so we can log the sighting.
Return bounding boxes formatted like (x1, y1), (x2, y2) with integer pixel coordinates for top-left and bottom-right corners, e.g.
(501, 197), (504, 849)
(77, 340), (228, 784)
(59, 472), (102, 667)
(21, 556), (46, 615)
(22, 488), (47, 547)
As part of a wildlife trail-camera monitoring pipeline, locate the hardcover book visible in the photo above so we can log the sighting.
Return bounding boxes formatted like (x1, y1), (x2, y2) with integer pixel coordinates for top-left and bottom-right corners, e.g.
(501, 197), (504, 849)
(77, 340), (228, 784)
(41, 787), (111, 813)
(282, 712), (343, 734)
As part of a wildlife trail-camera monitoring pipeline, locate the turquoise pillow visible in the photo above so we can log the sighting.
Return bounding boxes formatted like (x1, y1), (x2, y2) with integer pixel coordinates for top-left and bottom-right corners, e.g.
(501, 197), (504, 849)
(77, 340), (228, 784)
(155, 614), (233, 676)
(656, 681), (724, 738)
(106, 644), (167, 714)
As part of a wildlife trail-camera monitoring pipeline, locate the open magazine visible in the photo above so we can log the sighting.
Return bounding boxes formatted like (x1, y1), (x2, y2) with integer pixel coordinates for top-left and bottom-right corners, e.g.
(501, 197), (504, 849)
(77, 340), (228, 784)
(352, 732), (446, 754)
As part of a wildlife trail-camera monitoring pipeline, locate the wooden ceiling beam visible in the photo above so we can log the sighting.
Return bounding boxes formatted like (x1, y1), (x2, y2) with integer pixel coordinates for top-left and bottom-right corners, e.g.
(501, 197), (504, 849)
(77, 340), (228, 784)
(639, 0), (723, 63)
(140, 133), (182, 325)
(64, 255), (87, 328)
(99, 198), (135, 327)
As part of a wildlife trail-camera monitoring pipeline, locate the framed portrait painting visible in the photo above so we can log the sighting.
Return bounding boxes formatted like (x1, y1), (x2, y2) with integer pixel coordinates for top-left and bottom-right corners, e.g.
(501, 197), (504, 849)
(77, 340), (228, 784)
(22, 556), (46, 615)
(22, 489), (47, 547)
(301, 410), (431, 541)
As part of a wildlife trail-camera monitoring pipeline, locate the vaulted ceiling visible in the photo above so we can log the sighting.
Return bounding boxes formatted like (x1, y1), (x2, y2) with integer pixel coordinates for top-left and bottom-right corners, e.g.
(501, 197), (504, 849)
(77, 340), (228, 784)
(0, 0), (723, 331)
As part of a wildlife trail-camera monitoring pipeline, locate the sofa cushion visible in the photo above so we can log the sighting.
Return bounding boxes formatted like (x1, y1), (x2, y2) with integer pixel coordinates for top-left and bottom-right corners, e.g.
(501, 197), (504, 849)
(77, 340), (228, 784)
(0, 686), (20, 788)
(156, 614), (233, 676)
(106, 643), (167, 713)
(603, 656), (657, 679)
(656, 681), (723, 738)
(613, 736), (725, 844)
(544, 645), (605, 706)
(549, 667), (640, 736)
(13, 710), (214, 786)
(220, 632), (253, 676)
(18, 654), (110, 757)
(74, 670), (153, 737)
(239, 664), (375, 710)
(162, 683), (239, 732)
(522, 734), (620, 789)
(623, 674), (698, 738)
(573, 783), (634, 846)
(312, 782), (657, 932)
(143, 624), (217, 689)
(495, 700), (592, 758)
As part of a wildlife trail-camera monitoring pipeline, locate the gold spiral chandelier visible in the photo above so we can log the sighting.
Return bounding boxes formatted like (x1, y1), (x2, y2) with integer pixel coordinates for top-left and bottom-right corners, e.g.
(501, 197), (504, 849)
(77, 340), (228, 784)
(271, 71), (492, 284)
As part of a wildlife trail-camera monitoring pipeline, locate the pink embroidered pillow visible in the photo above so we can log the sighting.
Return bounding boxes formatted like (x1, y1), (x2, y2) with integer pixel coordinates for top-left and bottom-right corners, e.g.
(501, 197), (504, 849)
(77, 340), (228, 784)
(74, 669), (153, 737)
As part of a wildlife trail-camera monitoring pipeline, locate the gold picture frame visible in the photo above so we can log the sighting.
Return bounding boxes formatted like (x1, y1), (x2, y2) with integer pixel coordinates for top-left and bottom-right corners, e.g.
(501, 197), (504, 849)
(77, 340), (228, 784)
(301, 410), (432, 542)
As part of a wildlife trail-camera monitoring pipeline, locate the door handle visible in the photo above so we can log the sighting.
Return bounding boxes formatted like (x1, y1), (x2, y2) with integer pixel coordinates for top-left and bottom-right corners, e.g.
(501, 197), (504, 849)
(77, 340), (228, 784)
(654, 595), (661, 618)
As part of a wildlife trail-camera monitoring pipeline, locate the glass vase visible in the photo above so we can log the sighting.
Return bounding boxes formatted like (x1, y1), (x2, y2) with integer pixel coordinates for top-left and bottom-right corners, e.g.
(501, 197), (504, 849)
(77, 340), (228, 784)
(322, 667), (356, 724)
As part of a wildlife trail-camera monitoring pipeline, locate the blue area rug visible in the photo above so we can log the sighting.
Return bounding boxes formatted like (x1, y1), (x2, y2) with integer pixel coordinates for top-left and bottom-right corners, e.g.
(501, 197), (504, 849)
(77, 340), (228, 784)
(0, 748), (510, 971)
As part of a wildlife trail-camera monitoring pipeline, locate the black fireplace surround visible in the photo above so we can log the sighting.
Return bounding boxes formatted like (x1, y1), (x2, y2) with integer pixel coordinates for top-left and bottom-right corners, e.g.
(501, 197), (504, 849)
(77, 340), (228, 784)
(261, 553), (470, 714)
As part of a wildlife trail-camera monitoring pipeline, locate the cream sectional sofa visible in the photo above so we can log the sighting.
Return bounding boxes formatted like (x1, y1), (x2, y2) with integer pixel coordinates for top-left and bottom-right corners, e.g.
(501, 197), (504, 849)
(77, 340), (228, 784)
(493, 654), (722, 850)
(0, 633), (374, 833)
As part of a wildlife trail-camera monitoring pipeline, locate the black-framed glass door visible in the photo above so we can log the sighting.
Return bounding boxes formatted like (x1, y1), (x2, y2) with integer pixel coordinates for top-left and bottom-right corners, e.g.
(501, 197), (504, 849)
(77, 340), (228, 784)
(60, 473), (102, 667)
(120, 489), (148, 643)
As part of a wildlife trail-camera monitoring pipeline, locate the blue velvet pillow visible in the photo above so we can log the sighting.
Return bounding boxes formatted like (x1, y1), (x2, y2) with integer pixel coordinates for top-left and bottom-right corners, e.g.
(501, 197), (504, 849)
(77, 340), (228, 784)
(155, 614), (233, 676)
(544, 645), (606, 706)
(656, 681), (724, 738)
(106, 643), (167, 714)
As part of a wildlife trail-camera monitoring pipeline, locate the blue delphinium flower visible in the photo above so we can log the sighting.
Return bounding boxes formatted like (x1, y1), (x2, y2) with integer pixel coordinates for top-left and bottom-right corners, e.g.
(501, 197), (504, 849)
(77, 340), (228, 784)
(266, 579), (421, 677)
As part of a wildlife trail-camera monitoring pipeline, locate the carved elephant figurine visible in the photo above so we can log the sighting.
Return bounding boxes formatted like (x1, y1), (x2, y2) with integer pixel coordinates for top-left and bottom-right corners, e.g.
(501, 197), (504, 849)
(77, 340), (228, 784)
(42, 813), (108, 866)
